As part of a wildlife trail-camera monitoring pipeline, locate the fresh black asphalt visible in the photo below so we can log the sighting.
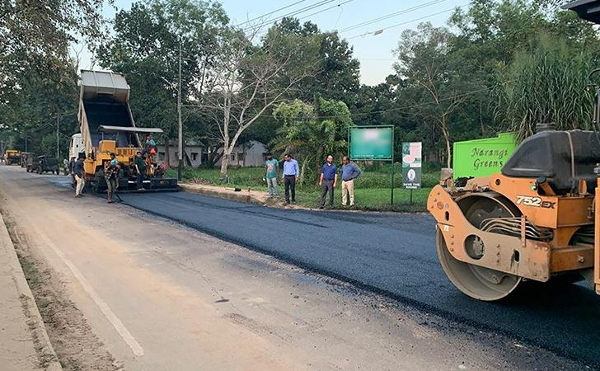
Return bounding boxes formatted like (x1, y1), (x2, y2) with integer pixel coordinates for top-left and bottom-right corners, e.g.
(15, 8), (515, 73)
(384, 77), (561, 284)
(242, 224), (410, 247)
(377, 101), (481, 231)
(41, 174), (600, 367)
(115, 191), (600, 367)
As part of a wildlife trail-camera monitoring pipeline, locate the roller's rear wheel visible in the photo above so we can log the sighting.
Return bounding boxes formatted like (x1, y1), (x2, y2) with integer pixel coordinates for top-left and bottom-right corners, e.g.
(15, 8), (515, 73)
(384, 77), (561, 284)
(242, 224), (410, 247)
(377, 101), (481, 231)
(436, 196), (522, 301)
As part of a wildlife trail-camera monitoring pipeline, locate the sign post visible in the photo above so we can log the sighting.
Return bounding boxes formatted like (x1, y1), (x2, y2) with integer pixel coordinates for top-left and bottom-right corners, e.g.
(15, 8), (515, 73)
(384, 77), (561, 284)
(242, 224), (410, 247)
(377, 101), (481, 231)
(402, 142), (422, 203)
(348, 126), (395, 204)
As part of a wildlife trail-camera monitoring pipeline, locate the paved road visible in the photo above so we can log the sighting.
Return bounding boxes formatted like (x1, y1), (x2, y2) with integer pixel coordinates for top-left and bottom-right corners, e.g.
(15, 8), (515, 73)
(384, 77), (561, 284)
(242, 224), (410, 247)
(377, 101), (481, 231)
(46, 175), (600, 367)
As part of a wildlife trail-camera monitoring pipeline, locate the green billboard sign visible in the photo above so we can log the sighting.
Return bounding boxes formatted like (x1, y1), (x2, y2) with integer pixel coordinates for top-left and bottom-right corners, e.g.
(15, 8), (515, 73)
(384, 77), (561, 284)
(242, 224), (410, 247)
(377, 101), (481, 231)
(348, 126), (394, 160)
(452, 133), (517, 178)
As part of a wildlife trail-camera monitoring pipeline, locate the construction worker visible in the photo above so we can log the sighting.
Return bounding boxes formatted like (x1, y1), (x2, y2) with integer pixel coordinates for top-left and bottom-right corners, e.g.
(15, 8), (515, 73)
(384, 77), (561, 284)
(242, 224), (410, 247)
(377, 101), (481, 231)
(109, 152), (118, 166)
(73, 155), (85, 198)
(264, 153), (279, 198)
(145, 134), (157, 160)
(134, 151), (146, 191)
(105, 162), (120, 203)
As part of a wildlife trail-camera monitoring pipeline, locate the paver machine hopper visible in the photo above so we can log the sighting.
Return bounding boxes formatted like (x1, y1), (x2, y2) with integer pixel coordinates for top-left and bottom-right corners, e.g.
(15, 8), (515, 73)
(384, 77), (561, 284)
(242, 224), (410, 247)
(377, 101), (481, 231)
(428, 0), (600, 301)
(75, 70), (178, 193)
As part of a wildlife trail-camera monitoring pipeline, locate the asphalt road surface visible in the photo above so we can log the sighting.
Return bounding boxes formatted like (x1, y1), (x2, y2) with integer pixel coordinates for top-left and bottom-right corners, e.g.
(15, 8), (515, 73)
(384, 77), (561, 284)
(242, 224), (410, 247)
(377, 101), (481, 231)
(29, 172), (600, 367)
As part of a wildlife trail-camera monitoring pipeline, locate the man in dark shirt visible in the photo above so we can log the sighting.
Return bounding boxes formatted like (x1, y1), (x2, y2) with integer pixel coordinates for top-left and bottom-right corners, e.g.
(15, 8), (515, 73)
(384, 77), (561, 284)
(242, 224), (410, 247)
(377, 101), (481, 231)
(105, 162), (120, 203)
(134, 152), (146, 191)
(319, 154), (337, 209)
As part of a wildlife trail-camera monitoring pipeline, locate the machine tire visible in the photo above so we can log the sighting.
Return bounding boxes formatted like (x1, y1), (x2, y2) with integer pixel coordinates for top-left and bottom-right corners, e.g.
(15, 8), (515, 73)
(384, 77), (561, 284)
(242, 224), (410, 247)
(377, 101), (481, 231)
(436, 195), (522, 301)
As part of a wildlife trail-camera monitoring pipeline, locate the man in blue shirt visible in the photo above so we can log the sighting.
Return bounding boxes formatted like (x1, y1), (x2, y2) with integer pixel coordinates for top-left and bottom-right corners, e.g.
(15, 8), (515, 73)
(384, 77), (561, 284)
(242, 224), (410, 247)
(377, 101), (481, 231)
(282, 153), (299, 204)
(341, 156), (361, 206)
(319, 154), (337, 209)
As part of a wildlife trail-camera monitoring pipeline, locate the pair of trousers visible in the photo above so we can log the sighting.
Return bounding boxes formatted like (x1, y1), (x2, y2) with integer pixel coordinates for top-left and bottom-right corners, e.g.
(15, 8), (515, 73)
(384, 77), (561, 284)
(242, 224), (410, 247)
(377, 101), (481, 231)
(137, 173), (144, 189)
(75, 175), (85, 196)
(319, 179), (334, 207)
(342, 179), (355, 205)
(267, 177), (279, 196)
(284, 175), (296, 202)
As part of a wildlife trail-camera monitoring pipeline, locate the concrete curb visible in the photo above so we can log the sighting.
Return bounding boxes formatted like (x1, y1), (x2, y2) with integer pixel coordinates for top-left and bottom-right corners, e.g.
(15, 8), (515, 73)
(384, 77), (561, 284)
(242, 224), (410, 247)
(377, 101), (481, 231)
(179, 184), (268, 205)
(0, 213), (62, 371)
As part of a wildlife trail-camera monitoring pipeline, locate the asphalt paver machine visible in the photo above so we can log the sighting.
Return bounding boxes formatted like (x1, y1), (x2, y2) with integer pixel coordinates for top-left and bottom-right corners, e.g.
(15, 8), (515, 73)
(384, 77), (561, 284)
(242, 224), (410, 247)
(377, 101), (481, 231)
(75, 70), (178, 193)
(428, 0), (600, 301)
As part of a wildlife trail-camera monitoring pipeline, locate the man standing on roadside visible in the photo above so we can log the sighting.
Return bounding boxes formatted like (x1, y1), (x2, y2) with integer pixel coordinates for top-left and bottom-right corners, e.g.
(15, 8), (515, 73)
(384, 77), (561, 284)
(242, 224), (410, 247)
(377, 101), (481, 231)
(264, 153), (279, 198)
(282, 154), (299, 204)
(73, 155), (85, 198)
(319, 154), (337, 209)
(341, 156), (361, 207)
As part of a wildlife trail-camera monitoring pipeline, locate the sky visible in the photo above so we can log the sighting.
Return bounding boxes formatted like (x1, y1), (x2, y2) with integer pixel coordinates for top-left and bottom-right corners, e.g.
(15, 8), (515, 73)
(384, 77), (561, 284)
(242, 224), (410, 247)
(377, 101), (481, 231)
(80, 0), (466, 86)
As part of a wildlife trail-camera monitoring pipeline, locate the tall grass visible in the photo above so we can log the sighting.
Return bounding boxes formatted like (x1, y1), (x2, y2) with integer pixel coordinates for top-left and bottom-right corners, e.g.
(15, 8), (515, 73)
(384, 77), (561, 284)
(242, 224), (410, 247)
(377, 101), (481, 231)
(496, 35), (596, 141)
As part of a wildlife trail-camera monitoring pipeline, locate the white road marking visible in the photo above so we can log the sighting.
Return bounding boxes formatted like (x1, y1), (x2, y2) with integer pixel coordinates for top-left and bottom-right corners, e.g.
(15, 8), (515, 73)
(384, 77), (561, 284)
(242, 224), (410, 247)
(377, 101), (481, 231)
(32, 226), (145, 357)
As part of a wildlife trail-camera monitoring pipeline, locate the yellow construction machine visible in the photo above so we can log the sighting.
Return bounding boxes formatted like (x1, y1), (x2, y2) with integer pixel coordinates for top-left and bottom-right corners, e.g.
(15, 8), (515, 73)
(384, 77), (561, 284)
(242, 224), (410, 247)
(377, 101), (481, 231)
(3, 149), (20, 165)
(74, 70), (178, 193)
(428, 0), (600, 301)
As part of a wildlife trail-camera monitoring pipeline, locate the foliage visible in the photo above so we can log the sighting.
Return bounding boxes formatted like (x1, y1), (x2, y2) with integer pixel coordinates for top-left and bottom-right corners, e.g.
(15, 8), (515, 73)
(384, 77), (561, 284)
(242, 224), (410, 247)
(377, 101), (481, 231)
(198, 23), (320, 178)
(395, 22), (486, 168)
(495, 36), (597, 140)
(272, 97), (352, 183)
(0, 0), (105, 155)
(98, 0), (229, 147)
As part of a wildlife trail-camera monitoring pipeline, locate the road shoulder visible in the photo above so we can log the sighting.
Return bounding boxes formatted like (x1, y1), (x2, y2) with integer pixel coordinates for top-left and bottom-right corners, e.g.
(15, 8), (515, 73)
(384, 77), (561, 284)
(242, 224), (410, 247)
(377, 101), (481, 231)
(0, 212), (62, 371)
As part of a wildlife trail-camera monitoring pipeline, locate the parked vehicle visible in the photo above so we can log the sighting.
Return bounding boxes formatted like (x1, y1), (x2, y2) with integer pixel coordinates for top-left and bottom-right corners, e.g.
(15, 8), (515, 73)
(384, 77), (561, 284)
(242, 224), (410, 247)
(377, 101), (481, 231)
(20, 152), (34, 168)
(2, 149), (20, 165)
(31, 155), (60, 175)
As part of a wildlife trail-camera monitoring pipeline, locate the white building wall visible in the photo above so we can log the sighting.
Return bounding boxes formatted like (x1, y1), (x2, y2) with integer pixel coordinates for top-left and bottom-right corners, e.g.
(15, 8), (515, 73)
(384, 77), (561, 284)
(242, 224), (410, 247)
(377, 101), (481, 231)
(215, 140), (267, 167)
(157, 145), (203, 168)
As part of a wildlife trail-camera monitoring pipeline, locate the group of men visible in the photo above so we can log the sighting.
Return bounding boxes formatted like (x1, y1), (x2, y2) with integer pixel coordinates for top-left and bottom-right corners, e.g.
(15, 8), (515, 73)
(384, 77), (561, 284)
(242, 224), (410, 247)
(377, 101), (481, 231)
(72, 151), (148, 203)
(264, 153), (361, 208)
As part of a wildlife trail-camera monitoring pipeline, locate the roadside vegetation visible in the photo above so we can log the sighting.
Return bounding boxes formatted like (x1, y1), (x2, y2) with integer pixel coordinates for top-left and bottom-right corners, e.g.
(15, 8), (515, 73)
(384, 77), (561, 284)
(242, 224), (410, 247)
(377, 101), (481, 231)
(169, 164), (439, 212)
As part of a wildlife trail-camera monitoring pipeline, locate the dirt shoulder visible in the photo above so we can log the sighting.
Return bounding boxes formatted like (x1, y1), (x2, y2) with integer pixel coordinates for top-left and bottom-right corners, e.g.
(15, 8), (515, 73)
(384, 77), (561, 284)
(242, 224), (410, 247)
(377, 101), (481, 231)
(0, 212), (61, 371)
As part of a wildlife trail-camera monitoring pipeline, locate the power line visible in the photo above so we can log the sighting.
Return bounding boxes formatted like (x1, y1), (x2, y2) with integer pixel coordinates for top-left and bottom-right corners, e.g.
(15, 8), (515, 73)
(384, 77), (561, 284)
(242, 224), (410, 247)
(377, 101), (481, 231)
(241, 0), (340, 32)
(299, 0), (356, 20)
(338, 0), (449, 33)
(347, 5), (468, 40)
(236, 0), (312, 27)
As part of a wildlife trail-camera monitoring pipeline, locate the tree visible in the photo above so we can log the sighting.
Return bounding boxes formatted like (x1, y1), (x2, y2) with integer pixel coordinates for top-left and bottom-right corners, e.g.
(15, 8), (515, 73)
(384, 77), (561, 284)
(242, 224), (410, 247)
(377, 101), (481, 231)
(98, 0), (229, 164)
(267, 17), (361, 102)
(1, 0), (105, 102)
(395, 23), (483, 168)
(1, 0), (106, 155)
(198, 24), (318, 179)
(272, 97), (352, 183)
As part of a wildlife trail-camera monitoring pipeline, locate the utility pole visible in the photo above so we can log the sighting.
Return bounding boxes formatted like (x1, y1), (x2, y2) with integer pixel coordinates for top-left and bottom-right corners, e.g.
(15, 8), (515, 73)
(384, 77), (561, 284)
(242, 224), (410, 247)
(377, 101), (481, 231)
(24, 132), (27, 152)
(56, 113), (60, 159)
(177, 42), (183, 181)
